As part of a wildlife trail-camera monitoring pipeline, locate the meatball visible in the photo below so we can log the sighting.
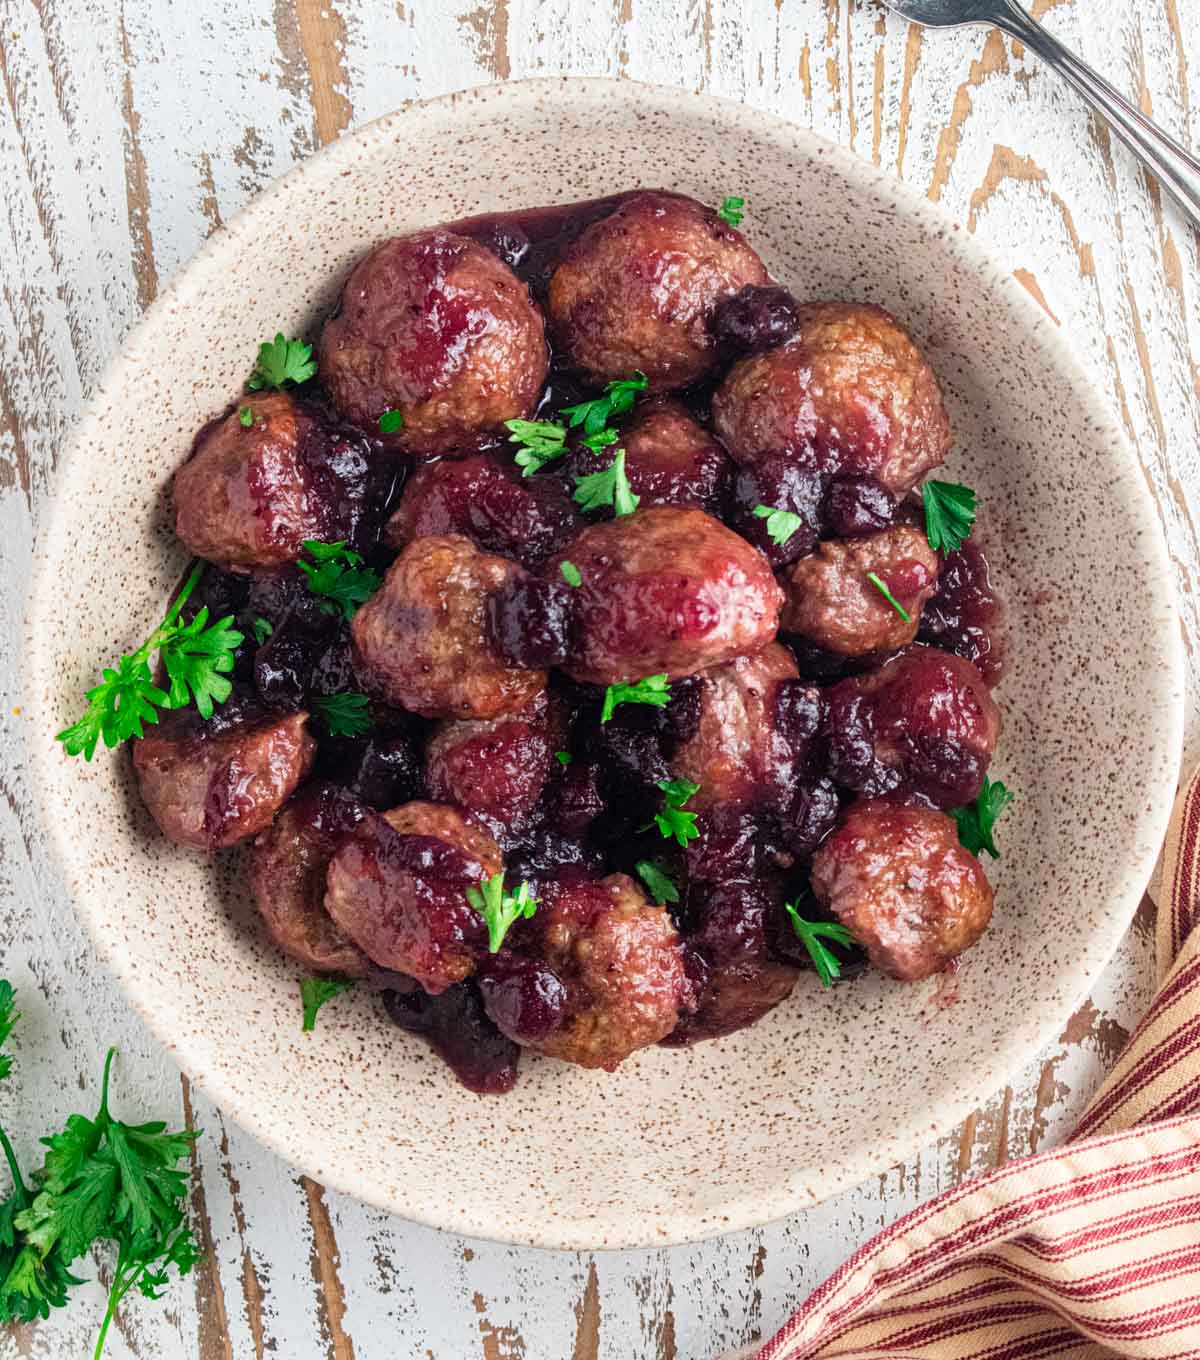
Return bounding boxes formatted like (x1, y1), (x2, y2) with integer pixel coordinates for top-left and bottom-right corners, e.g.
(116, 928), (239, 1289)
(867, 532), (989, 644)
(811, 799), (994, 980)
(548, 506), (782, 685)
(663, 882), (798, 1044)
(712, 301), (950, 494)
(351, 535), (547, 719)
(424, 691), (566, 833)
(175, 394), (380, 571)
(132, 705), (316, 851)
(546, 191), (769, 391)
(384, 452), (581, 571)
(782, 525), (940, 656)
(529, 874), (692, 1069)
(249, 783), (368, 976)
(319, 230), (547, 456)
(324, 801), (502, 993)
(825, 645), (1001, 807)
(669, 643), (800, 812)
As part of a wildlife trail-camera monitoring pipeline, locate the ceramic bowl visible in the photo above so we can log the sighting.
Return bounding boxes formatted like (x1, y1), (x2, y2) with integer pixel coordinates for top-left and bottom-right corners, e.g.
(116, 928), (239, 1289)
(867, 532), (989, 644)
(26, 78), (1183, 1250)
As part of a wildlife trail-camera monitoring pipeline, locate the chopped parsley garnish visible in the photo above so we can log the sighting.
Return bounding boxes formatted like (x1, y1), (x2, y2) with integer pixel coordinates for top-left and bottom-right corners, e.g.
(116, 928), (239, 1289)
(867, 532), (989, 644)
(298, 540), (382, 621)
(251, 617), (273, 646)
(753, 504), (804, 548)
(56, 564), (243, 760)
(312, 691), (373, 738)
(574, 448), (640, 516)
(505, 418), (568, 474)
(554, 750), (572, 766)
(581, 427), (619, 451)
(238, 405), (254, 428)
(635, 860), (680, 905)
(651, 778), (701, 848)
(600, 673), (671, 723)
(866, 571), (911, 622)
(560, 372), (648, 438)
(952, 776), (1013, 859)
(716, 195), (745, 226)
(784, 904), (856, 987)
(466, 872), (539, 953)
(923, 480), (977, 554)
(246, 332), (316, 391)
(560, 561), (582, 588)
(378, 409), (404, 434)
(300, 977), (354, 1032)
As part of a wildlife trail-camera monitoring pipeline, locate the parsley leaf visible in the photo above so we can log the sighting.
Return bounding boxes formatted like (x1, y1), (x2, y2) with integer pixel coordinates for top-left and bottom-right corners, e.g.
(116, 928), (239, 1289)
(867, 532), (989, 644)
(574, 448), (640, 516)
(784, 904), (856, 987)
(251, 617), (273, 646)
(866, 571), (911, 622)
(581, 427), (619, 452)
(505, 419), (568, 475)
(312, 692), (372, 738)
(378, 409), (404, 434)
(600, 673), (671, 723)
(465, 873), (539, 953)
(297, 540), (382, 621)
(635, 860), (680, 905)
(246, 333), (316, 391)
(651, 778), (701, 848)
(560, 372), (648, 438)
(300, 978), (355, 1032)
(554, 750), (572, 766)
(923, 481), (977, 554)
(56, 564), (244, 760)
(0, 982), (18, 1084)
(560, 561), (582, 588)
(753, 504), (804, 548)
(952, 776), (1014, 859)
(716, 195), (745, 226)
(238, 406), (254, 428)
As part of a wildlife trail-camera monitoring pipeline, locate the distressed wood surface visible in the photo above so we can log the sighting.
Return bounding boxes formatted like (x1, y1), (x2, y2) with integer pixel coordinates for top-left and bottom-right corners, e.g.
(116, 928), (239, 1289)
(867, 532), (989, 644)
(2, 1), (1198, 1356)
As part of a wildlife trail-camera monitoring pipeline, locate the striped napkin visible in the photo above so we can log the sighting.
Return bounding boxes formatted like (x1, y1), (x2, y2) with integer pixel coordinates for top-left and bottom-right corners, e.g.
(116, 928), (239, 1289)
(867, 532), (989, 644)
(729, 764), (1200, 1360)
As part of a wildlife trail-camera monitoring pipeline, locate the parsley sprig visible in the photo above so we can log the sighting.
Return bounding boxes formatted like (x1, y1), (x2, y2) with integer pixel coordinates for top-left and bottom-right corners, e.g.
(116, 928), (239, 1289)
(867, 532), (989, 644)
(784, 904), (856, 987)
(753, 504), (804, 548)
(0, 987), (200, 1355)
(635, 860), (680, 905)
(952, 776), (1013, 859)
(600, 673), (671, 723)
(560, 372), (648, 438)
(246, 333), (316, 391)
(300, 977), (354, 1031)
(651, 778), (701, 848)
(505, 419), (568, 475)
(312, 692), (373, 738)
(574, 448), (640, 516)
(466, 872), (539, 953)
(716, 196), (745, 226)
(866, 571), (911, 622)
(923, 481), (977, 554)
(56, 564), (244, 761)
(298, 540), (382, 621)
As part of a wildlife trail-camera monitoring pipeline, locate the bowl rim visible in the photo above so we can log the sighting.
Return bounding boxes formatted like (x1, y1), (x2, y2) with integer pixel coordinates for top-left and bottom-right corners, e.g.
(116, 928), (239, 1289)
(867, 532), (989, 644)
(25, 75), (1185, 1250)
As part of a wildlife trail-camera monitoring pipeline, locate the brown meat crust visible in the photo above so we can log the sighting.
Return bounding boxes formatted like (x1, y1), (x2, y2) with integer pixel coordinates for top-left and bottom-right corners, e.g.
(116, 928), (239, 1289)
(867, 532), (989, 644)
(547, 192), (768, 392)
(811, 799), (994, 981)
(320, 230), (547, 456)
(351, 534), (547, 719)
(132, 709), (316, 851)
(712, 301), (950, 494)
(782, 525), (940, 656)
(547, 506), (782, 685)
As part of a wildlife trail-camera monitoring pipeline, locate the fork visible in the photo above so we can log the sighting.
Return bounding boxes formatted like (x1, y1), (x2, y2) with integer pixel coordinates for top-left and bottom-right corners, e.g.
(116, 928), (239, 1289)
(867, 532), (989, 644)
(881, 0), (1200, 227)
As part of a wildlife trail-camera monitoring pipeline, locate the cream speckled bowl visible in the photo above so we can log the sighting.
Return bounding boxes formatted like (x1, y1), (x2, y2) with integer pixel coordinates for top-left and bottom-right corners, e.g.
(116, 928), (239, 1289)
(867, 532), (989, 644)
(26, 79), (1184, 1250)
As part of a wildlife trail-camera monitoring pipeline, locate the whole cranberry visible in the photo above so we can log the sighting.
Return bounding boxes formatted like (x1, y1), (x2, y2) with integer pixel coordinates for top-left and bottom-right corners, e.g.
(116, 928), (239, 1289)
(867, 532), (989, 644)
(710, 284), (801, 356)
(778, 778), (840, 855)
(822, 476), (896, 537)
(487, 575), (572, 669)
(383, 980), (520, 1094)
(729, 454), (823, 567)
(478, 952), (567, 1043)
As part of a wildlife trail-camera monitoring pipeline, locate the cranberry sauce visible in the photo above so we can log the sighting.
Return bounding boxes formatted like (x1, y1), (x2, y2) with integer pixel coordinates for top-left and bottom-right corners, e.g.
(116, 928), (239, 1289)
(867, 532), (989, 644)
(918, 540), (1006, 686)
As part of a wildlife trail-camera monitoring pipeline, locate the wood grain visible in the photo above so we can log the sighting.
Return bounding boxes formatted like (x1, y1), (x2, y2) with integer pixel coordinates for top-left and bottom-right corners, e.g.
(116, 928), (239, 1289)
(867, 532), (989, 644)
(1, 1), (1197, 1356)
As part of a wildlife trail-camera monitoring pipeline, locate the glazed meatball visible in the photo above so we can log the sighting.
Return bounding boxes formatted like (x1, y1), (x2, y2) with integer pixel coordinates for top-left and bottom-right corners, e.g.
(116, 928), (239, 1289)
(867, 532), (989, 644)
(530, 873), (693, 1070)
(811, 799), (994, 980)
(669, 643), (801, 812)
(663, 881), (798, 1044)
(351, 535), (547, 719)
(712, 301), (950, 494)
(548, 506), (782, 685)
(324, 801), (502, 993)
(384, 452), (581, 571)
(249, 783), (368, 976)
(424, 691), (566, 833)
(824, 645), (1001, 807)
(175, 394), (381, 571)
(546, 191), (769, 391)
(320, 230), (548, 456)
(132, 704), (316, 851)
(782, 525), (940, 656)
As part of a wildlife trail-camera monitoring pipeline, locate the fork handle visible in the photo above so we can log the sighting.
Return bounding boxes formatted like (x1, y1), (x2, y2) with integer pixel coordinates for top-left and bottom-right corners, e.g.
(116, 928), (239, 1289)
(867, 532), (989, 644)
(992, 0), (1200, 229)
